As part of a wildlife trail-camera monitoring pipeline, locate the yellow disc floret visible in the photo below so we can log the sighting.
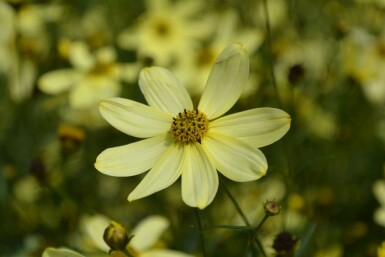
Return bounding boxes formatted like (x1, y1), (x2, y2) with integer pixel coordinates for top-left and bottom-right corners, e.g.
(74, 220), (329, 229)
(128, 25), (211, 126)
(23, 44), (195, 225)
(170, 109), (209, 144)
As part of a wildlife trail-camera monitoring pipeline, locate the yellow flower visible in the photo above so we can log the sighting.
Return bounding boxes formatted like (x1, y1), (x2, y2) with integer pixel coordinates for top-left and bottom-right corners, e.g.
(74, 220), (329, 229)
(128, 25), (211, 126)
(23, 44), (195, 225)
(373, 179), (385, 227)
(38, 41), (124, 109)
(117, 0), (213, 66)
(95, 43), (291, 209)
(43, 214), (193, 257)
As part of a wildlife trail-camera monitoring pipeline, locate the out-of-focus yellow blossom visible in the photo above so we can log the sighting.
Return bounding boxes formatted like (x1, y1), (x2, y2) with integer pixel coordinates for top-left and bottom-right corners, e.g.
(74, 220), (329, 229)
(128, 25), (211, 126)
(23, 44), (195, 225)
(50, 214), (194, 257)
(117, 0), (214, 67)
(342, 28), (385, 105)
(273, 37), (338, 139)
(255, 0), (287, 30)
(0, 2), (61, 102)
(314, 244), (343, 257)
(94, 43), (291, 209)
(373, 177), (385, 227)
(295, 94), (339, 140)
(378, 242), (385, 257)
(13, 175), (41, 204)
(38, 40), (126, 109)
(175, 9), (264, 98)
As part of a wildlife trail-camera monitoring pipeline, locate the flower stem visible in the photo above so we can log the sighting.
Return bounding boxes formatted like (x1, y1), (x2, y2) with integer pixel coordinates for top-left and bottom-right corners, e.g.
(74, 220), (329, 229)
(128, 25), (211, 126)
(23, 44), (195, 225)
(261, 0), (282, 109)
(220, 178), (267, 257)
(220, 177), (250, 226)
(195, 208), (208, 257)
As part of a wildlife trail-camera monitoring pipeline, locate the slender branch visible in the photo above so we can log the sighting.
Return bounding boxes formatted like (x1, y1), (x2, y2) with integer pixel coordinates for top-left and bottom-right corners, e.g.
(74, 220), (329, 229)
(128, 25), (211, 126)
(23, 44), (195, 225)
(220, 177), (250, 226)
(202, 225), (257, 231)
(255, 214), (269, 233)
(195, 208), (208, 257)
(220, 178), (267, 257)
(262, 0), (282, 109)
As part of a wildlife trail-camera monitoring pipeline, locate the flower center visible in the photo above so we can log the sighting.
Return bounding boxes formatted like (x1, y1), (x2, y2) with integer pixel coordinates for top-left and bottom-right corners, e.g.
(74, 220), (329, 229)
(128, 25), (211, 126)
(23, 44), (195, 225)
(170, 109), (209, 144)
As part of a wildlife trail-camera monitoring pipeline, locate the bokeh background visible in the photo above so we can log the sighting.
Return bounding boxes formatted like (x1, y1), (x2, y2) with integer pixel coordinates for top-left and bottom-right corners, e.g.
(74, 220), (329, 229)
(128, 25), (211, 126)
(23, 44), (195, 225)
(1, 0), (385, 256)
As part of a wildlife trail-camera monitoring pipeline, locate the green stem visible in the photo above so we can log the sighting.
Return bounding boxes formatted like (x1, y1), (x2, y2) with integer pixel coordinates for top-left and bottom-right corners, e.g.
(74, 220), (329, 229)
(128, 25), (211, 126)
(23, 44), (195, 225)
(262, 0), (282, 109)
(220, 177), (250, 226)
(220, 178), (267, 257)
(255, 214), (270, 233)
(195, 208), (208, 257)
(202, 224), (257, 231)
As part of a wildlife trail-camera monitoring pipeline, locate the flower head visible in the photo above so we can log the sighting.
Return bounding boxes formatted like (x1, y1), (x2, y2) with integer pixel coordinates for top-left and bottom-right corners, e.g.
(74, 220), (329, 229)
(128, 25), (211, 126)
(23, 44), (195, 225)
(95, 42), (291, 209)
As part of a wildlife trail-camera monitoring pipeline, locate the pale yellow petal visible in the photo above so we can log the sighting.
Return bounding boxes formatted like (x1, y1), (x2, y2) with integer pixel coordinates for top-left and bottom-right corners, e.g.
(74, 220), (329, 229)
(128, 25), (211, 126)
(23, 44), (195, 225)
(42, 248), (85, 257)
(128, 143), (183, 201)
(141, 249), (194, 257)
(373, 180), (385, 206)
(95, 134), (171, 177)
(181, 143), (218, 209)
(198, 42), (249, 119)
(130, 215), (169, 252)
(139, 67), (193, 115)
(374, 207), (385, 227)
(202, 132), (267, 182)
(38, 69), (79, 95)
(69, 76), (121, 109)
(210, 108), (291, 148)
(69, 41), (95, 71)
(99, 98), (172, 138)
(81, 214), (110, 252)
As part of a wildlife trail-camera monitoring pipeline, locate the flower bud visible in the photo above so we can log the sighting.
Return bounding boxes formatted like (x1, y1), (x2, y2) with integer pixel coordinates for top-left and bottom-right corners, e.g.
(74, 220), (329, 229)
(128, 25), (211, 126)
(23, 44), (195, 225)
(103, 221), (130, 251)
(263, 200), (281, 216)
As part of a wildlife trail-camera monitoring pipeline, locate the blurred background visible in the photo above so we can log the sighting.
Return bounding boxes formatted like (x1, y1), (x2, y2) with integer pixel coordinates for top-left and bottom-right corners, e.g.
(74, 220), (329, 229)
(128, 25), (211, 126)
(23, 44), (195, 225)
(1, 0), (385, 256)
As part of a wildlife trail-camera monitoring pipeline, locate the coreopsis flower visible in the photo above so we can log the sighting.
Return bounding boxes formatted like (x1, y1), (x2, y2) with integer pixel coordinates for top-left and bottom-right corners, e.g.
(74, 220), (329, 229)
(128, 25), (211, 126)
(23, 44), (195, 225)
(117, 0), (213, 66)
(95, 43), (291, 209)
(175, 9), (264, 97)
(38, 40), (124, 110)
(44, 214), (193, 257)
(0, 1), (61, 102)
(342, 28), (385, 105)
(373, 178), (385, 227)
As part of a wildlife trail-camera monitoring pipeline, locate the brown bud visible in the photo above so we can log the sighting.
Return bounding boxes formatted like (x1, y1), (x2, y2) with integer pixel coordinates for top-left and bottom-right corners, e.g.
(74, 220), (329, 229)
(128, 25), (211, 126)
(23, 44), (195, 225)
(263, 200), (281, 216)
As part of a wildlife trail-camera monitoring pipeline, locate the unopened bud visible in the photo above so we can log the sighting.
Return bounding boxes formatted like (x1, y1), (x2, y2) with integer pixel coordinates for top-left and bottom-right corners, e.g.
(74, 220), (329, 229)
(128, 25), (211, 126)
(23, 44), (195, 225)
(263, 200), (281, 216)
(103, 221), (131, 251)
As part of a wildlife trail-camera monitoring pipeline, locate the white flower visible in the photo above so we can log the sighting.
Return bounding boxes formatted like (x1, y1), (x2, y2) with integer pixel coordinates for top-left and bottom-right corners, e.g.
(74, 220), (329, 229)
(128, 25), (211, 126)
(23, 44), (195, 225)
(95, 43), (291, 209)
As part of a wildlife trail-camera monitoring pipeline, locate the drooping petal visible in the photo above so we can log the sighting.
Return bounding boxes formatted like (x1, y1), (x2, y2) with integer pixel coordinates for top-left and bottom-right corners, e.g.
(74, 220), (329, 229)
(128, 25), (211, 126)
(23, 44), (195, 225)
(181, 143), (218, 209)
(202, 132), (267, 182)
(139, 67), (193, 115)
(99, 97), (172, 138)
(130, 215), (169, 253)
(141, 249), (194, 257)
(95, 134), (171, 177)
(210, 108), (291, 148)
(38, 69), (80, 95)
(198, 42), (249, 119)
(128, 143), (183, 201)
(42, 248), (85, 257)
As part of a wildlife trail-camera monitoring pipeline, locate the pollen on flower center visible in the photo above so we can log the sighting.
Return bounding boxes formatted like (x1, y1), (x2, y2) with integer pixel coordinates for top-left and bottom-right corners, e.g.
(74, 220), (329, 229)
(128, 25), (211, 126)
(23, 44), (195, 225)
(170, 109), (209, 144)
